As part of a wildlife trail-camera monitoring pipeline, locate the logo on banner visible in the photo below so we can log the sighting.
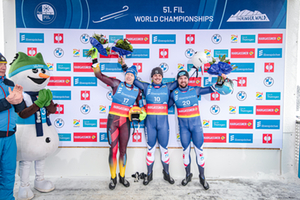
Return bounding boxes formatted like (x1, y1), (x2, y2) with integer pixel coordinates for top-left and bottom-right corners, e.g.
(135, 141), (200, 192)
(256, 92), (263, 100)
(52, 90), (71, 100)
(258, 48), (282, 58)
(214, 49), (228, 58)
(81, 91), (90, 100)
(237, 77), (247, 87)
(54, 118), (64, 128)
(99, 132), (108, 142)
(266, 92), (281, 100)
(58, 134), (71, 142)
(73, 119), (80, 127)
(55, 104), (64, 114)
(99, 105), (106, 113)
(27, 47), (37, 56)
(48, 77), (71, 86)
(159, 63), (169, 72)
(152, 35), (176, 44)
(74, 133), (97, 142)
(258, 34), (283, 44)
(204, 133), (226, 143)
(212, 120), (227, 128)
(54, 33), (63, 43)
(133, 63), (143, 73)
(80, 34), (90, 44)
(236, 91), (247, 101)
(241, 35), (255, 43)
(263, 134), (273, 144)
(256, 105), (280, 115)
(74, 77), (97, 86)
(185, 48), (195, 58)
(35, 3), (56, 24)
(177, 63), (185, 71)
(231, 35), (238, 43)
(203, 120), (210, 128)
(73, 63), (93, 72)
(20, 33), (44, 43)
(231, 48), (255, 58)
(73, 49), (80, 57)
(133, 131), (142, 142)
(106, 91), (113, 101)
(229, 134), (253, 143)
(188, 77), (201, 87)
(229, 119), (253, 129)
(264, 77), (274, 87)
(54, 48), (64, 58)
(80, 104), (91, 114)
(227, 10), (269, 22)
(256, 120), (280, 129)
(230, 63), (255, 73)
(211, 92), (220, 101)
(47, 63), (54, 71)
(212, 34), (222, 44)
(159, 49), (168, 58)
(239, 106), (254, 114)
(126, 34), (149, 44)
(264, 63), (274, 72)
(186, 34), (195, 44)
(83, 120), (97, 128)
(204, 49), (211, 57)
(210, 105), (220, 115)
(99, 119), (107, 128)
(229, 106), (236, 114)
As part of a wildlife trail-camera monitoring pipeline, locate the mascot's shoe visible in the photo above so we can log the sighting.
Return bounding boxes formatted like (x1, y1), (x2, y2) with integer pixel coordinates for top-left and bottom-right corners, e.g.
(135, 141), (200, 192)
(181, 173), (193, 186)
(109, 177), (117, 190)
(119, 173), (130, 187)
(34, 179), (55, 192)
(143, 172), (153, 185)
(199, 175), (210, 190)
(163, 170), (175, 184)
(18, 185), (34, 200)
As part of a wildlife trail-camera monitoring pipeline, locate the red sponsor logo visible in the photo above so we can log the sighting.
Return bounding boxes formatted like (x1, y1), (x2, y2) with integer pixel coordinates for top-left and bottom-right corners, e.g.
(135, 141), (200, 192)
(188, 77), (201, 87)
(27, 47), (37, 56)
(74, 132), (97, 142)
(99, 118), (107, 128)
(204, 63), (210, 73)
(73, 62), (93, 72)
(264, 63), (274, 72)
(211, 92), (220, 101)
(100, 49), (119, 58)
(231, 48), (255, 58)
(258, 34), (283, 44)
(48, 76), (71, 86)
(256, 105), (280, 115)
(126, 34), (149, 44)
(81, 90), (90, 100)
(204, 133), (226, 143)
(133, 63), (142, 73)
(55, 104), (64, 114)
(263, 134), (272, 144)
(159, 49), (168, 58)
(237, 77), (247, 87)
(229, 119), (253, 129)
(54, 33), (63, 43)
(132, 131), (142, 142)
(186, 34), (195, 44)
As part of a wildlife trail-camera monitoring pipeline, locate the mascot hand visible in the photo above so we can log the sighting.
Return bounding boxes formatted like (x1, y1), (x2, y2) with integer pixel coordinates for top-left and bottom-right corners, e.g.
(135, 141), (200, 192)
(44, 89), (53, 107)
(90, 47), (98, 59)
(34, 89), (48, 108)
(139, 108), (147, 121)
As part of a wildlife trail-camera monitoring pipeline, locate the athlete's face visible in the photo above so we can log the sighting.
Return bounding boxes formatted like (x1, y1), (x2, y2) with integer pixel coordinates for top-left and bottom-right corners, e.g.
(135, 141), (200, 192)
(125, 73), (135, 85)
(178, 76), (188, 88)
(0, 63), (7, 77)
(152, 74), (162, 84)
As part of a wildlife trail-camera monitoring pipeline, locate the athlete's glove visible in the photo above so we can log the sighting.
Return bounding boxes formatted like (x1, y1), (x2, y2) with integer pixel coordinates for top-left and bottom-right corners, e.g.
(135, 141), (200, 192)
(44, 89), (53, 107)
(34, 89), (48, 108)
(90, 47), (98, 59)
(139, 107), (147, 121)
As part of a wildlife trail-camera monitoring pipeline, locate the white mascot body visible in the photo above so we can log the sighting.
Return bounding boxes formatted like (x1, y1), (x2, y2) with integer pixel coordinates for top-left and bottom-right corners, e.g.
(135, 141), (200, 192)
(8, 52), (59, 200)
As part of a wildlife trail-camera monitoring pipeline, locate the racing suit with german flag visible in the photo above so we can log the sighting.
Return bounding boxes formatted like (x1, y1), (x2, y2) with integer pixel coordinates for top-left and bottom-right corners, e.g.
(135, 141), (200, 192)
(92, 64), (143, 180)
(168, 85), (213, 179)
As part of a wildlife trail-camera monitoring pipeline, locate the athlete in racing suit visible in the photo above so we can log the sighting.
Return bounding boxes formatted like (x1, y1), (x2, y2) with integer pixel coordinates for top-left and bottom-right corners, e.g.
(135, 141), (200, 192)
(92, 58), (143, 190)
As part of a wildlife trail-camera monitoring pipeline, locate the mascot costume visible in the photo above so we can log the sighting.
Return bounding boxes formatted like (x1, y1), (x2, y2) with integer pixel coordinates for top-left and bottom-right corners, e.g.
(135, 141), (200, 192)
(8, 52), (59, 200)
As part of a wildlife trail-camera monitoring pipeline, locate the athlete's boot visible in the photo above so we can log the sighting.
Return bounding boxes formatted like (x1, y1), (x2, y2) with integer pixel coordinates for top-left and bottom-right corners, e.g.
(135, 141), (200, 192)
(163, 170), (174, 184)
(199, 175), (209, 190)
(143, 172), (153, 185)
(109, 177), (117, 190)
(181, 173), (193, 186)
(119, 173), (130, 187)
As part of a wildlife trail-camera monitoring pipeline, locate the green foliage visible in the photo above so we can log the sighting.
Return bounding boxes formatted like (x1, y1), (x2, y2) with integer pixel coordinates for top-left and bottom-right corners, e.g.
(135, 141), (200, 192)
(208, 54), (238, 70)
(115, 39), (133, 52)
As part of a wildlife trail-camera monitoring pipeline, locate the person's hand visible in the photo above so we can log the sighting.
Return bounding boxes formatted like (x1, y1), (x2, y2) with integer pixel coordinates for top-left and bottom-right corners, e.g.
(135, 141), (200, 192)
(6, 84), (23, 105)
(118, 56), (125, 65)
(44, 89), (53, 107)
(34, 89), (48, 108)
(139, 107), (147, 121)
(221, 73), (227, 80)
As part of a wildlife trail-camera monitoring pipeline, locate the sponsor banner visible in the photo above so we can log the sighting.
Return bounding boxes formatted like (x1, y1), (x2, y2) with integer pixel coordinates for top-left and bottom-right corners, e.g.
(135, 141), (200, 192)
(262, 133), (273, 144)
(162, 78), (175, 84)
(73, 77), (97, 86)
(73, 132), (97, 142)
(52, 90), (71, 100)
(258, 34), (283, 43)
(152, 34), (176, 44)
(241, 35), (255, 43)
(132, 131), (142, 142)
(83, 119), (97, 127)
(230, 63), (255, 73)
(126, 49), (150, 58)
(146, 104), (168, 115)
(239, 106), (254, 114)
(229, 119), (253, 129)
(126, 34), (150, 44)
(100, 63), (122, 72)
(57, 63), (71, 71)
(257, 48), (282, 58)
(231, 48), (255, 58)
(204, 133), (226, 143)
(73, 62), (93, 72)
(188, 77), (201, 87)
(186, 34), (195, 44)
(212, 120), (227, 128)
(20, 33), (44, 43)
(214, 49), (229, 57)
(55, 104), (64, 114)
(256, 119), (280, 129)
(203, 77), (217, 86)
(99, 132), (108, 142)
(168, 106), (175, 114)
(48, 76), (71, 86)
(177, 105), (200, 118)
(256, 105), (280, 115)
(131, 120), (145, 128)
(229, 134), (253, 143)
(58, 133), (72, 141)
(109, 35), (123, 43)
(266, 92), (281, 100)
(99, 119), (107, 128)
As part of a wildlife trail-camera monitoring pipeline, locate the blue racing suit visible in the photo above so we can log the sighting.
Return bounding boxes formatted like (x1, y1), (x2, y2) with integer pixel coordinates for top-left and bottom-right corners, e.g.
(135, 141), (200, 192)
(168, 85), (213, 178)
(0, 75), (25, 200)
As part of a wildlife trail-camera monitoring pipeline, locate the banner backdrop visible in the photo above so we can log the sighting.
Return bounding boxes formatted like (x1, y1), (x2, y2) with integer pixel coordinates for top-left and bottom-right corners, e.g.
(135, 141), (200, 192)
(15, 0), (286, 148)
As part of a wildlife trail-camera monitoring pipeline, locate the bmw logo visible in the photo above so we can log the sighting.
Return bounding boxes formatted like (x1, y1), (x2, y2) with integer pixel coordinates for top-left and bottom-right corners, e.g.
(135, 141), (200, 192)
(212, 34), (222, 44)
(54, 48), (64, 58)
(80, 34), (90, 44)
(210, 105), (220, 115)
(264, 77), (274, 87)
(236, 91), (247, 101)
(106, 91), (113, 101)
(159, 63), (169, 73)
(185, 48), (195, 59)
(54, 118), (64, 128)
(80, 104), (91, 114)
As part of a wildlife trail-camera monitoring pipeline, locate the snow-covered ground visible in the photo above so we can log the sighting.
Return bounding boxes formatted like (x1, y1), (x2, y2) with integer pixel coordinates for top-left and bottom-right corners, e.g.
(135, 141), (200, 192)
(13, 175), (300, 200)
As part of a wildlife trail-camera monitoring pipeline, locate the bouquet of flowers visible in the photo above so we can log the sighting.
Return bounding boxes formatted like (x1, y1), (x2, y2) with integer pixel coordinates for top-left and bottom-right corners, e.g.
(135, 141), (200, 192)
(112, 38), (133, 57)
(88, 33), (110, 57)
